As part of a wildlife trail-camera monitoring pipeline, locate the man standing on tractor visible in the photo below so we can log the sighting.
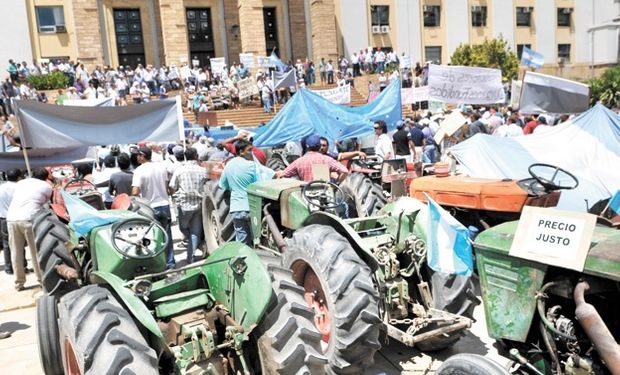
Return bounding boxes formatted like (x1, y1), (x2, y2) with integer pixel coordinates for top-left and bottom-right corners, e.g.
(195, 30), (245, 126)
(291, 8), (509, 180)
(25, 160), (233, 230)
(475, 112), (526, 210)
(277, 135), (349, 183)
(373, 120), (393, 160)
(131, 146), (175, 269)
(219, 139), (259, 246)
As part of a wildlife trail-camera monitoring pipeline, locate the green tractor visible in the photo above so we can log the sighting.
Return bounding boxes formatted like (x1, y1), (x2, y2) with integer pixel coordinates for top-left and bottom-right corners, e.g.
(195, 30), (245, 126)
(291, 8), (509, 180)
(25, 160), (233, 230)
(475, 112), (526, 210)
(441, 220), (620, 375)
(33, 196), (326, 375)
(202, 178), (478, 374)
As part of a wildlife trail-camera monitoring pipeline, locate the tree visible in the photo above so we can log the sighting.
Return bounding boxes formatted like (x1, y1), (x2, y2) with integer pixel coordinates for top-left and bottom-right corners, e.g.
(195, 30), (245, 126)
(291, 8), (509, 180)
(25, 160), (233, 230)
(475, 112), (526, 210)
(588, 66), (620, 108)
(450, 37), (519, 81)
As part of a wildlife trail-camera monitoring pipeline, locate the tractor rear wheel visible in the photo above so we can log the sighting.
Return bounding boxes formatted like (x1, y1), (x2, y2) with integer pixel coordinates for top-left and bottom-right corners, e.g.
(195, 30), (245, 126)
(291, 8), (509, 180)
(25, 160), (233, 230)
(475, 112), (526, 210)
(36, 294), (63, 375)
(252, 250), (327, 374)
(340, 173), (386, 217)
(201, 180), (234, 254)
(266, 156), (287, 172)
(283, 225), (382, 374)
(436, 354), (510, 375)
(57, 285), (158, 375)
(33, 209), (77, 297)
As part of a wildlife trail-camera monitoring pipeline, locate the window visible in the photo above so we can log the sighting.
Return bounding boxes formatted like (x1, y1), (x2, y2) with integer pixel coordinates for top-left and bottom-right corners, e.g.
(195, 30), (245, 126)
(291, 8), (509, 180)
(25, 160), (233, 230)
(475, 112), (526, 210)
(516, 7), (533, 27)
(425, 46), (442, 64)
(35, 6), (65, 32)
(423, 5), (441, 27)
(471, 6), (487, 27)
(558, 44), (571, 62)
(517, 44), (532, 60)
(557, 8), (572, 27)
(371, 5), (389, 26)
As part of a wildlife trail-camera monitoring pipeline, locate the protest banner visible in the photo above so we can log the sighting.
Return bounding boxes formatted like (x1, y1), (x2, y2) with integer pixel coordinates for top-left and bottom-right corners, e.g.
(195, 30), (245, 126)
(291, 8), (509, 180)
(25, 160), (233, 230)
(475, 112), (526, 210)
(401, 55), (412, 69)
(428, 65), (505, 104)
(257, 56), (273, 68)
(510, 80), (522, 108)
(312, 85), (351, 105)
(239, 53), (255, 68)
(210, 57), (226, 75)
(237, 78), (259, 100)
(433, 111), (467, 144)
(401, 86), (429, 104)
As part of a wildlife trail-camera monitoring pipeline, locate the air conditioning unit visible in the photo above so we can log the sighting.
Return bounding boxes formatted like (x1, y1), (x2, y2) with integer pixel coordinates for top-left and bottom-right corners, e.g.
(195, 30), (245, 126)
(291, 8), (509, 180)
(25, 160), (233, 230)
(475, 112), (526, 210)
(381, 25), (390, 33)
(372, 25), (381, 34)
(562, 8), (573, 14)
(522, 7), (533, 14)
(423, 5), (430, 12)
(472, 5), (482, 12)
(54, 25), (67, 33)
(558, 57), (568, 65)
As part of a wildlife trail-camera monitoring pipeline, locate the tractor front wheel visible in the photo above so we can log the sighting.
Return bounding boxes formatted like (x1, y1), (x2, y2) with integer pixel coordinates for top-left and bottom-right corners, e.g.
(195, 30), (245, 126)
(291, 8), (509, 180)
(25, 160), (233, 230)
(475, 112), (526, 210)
(57, 285), (158, 375)
(340, 173), (386, 217)
(36, 294), (63, 375)
(283, 225), (382, 374)
(201, 180), (234, 254)
(436, 354), (510, 375)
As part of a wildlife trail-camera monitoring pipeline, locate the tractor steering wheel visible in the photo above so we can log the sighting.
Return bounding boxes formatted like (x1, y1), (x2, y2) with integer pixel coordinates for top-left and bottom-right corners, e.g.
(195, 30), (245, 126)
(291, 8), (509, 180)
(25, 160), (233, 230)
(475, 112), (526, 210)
(111, 217), (168, 259)
(528, 163), (579, 191)
(64, 178), (97, 195)
(354, 155), (383, 169)
(302, 181), (346, 210)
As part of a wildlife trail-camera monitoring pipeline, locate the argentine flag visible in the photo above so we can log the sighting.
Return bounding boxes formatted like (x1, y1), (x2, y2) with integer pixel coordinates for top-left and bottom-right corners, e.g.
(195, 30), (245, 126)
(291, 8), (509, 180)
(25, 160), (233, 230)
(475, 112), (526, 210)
(425, 194), (474, 276)
(520, 46), (544, 69)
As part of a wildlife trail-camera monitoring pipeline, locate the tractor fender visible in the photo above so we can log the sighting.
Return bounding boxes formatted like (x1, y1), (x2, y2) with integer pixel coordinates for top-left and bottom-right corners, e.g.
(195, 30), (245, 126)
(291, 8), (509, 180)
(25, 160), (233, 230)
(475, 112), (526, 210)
(90, 271), (165, 344)
(302, 212), (379, 272)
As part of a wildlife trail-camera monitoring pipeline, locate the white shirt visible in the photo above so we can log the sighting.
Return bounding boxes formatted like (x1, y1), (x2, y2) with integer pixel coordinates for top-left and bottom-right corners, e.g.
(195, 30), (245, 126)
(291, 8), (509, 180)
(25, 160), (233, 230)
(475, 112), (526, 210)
(6, 178), (52, 221)
(132, 162), (170, 208)
(374, 133), (393, 159)
(0, 181), (16, 218)
(494, 124), (524, 137)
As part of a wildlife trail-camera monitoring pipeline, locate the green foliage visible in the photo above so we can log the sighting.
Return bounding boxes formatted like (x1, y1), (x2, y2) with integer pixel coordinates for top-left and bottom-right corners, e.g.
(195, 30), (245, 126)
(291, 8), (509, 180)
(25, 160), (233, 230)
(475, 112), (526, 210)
(27, 72), (69, 90)
(588, 66), (620, 108)
(450, 37), (519, 81)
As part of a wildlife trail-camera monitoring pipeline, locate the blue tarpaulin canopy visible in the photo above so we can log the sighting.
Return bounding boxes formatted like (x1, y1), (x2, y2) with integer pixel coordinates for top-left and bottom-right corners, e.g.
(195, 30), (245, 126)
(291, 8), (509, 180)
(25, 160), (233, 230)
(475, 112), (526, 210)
(252, 78), (402, 147)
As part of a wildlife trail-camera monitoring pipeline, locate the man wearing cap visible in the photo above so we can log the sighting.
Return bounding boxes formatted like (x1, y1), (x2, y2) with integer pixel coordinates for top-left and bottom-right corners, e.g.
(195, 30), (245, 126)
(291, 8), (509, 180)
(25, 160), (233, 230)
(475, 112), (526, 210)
(132, 146), (175, 269)
(392, 120), (413, 162)
(278, 135), (348, 183)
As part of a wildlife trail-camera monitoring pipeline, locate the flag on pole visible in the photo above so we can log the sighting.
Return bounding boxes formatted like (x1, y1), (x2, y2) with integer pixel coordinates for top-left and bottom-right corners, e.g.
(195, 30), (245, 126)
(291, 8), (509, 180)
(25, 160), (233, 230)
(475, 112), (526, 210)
(425, 194), (474, 276)
(520, 46), (544, 69)
(269, 52), (289, 72)
(273, 69), (297, 90)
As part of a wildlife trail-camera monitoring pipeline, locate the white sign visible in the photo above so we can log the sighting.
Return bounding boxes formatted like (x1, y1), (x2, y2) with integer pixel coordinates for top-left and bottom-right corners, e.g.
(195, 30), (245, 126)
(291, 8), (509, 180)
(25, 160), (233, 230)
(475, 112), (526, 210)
(510, 80), (522, 108)
(239, 53), (255, 68)
(311, 84), (351, 105)
(428, 65), (505, 105)
(191, 59), (200, 67)
(401, 86), (429, 104)
(401, 55), (412, 69)
(237, 78), (259, 100)
(257, 56), (273, 68)
(509, 206), (597, 272)
(210, 57), (226, 75)
(433, 111), (467, 144)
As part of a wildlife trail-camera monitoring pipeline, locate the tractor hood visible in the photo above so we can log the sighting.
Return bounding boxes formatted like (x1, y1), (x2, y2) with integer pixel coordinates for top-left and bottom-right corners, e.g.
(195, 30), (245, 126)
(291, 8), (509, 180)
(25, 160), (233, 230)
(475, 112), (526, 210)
(474, 221), (620, 281)
(248, 179), (306, 200)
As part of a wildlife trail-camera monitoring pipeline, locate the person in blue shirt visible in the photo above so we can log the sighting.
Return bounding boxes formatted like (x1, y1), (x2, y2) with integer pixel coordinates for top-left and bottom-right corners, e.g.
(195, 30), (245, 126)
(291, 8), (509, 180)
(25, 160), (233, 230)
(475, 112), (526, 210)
(218, 139), (258, 246)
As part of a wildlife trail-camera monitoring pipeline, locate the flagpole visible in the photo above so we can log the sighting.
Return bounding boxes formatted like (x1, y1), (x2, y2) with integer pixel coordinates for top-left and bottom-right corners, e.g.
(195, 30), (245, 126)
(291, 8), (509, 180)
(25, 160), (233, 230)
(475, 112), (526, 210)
(272, 69), (277, 115)
(12, 101), (32, 177)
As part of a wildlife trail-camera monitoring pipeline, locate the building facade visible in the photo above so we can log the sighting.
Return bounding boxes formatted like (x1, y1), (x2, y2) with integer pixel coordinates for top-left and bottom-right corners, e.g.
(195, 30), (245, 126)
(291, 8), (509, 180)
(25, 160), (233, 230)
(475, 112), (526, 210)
(16, 0), (620, 77)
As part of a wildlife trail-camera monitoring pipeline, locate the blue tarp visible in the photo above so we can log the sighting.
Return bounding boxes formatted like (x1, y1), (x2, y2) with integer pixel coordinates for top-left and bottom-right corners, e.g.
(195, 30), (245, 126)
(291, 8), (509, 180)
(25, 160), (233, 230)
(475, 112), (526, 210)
(253, 78), (402, 147)
(449, 104), (620, 212)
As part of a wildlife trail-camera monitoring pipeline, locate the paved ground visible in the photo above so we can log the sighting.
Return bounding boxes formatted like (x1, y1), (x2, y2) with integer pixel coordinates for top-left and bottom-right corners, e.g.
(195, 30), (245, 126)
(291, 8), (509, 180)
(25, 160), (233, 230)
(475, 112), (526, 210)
(0, 222), (509, 374)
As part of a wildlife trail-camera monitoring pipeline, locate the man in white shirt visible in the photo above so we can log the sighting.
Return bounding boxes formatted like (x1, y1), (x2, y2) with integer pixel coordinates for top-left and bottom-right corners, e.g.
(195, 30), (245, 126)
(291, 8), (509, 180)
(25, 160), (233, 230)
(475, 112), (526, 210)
(131, 147), (175, 269)
(0, 168), (22, 274)
(373, 121), (393, 160)
(6, 167), (52, 290)
(494, 116), (524, 137)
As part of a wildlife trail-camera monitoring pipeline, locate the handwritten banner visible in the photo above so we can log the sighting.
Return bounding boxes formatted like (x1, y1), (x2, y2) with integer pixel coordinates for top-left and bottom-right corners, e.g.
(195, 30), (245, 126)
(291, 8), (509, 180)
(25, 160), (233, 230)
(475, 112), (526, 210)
(428, 65), (505, 104)
(312, 84), (351, 105)
(510, 80), (522, 108)
(237, 78), (259, 100)
(210, 57), (226, 75)
(401, 86), (429, 104)
(239, 53), (255, 68)
(256, 56), (273, 68)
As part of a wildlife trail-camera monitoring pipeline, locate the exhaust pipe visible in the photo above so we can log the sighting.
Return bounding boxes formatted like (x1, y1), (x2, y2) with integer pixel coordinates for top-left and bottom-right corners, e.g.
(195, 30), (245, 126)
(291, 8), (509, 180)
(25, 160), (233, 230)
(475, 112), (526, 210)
(574, 281), (620, 375)
(262, 204), (287, 253)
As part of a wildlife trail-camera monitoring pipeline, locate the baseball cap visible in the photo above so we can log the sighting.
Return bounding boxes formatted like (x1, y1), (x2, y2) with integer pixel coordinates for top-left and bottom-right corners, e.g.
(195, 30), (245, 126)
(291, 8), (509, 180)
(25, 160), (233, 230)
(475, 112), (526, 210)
(137, 147), (152, 159)
(305, 135), (321, 148)
(396, 120), (405, 129)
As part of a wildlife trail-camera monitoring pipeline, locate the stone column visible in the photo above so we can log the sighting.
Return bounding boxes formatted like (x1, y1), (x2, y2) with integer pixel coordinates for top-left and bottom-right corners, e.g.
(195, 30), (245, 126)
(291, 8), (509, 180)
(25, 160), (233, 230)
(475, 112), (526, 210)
(238, 0), (267, 55)
(309, 0), (338, 62)
(158, 0), (189, 65)
(289, 0), (308, 60)
(72, 0), (105, 67)
(223, 0), (242, 63)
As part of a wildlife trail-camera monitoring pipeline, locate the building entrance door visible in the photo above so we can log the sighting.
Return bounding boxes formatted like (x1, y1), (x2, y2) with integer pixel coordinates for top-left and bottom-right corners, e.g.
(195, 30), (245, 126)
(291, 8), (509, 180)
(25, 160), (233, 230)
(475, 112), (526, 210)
(186, 8), (215, 68)
(113, 9), (146, 68)
(263, 7), (279, 56)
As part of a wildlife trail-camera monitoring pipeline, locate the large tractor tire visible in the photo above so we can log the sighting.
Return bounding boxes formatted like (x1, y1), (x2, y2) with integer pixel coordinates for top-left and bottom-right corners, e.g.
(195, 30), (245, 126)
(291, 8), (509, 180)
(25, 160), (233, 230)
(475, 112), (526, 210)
(282, 225), (382, 374)
(202, 180), (234, 254)
(415, 272), (479, 352)
(340, 173), (386, 217)
(253, 250), (327, 374)
(36, 294), (63, 375)
(57, 285), (158, 375)
(33, 209), (77, 297)
(266, 156), (287, 172)
(436, 354), (510, 375)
